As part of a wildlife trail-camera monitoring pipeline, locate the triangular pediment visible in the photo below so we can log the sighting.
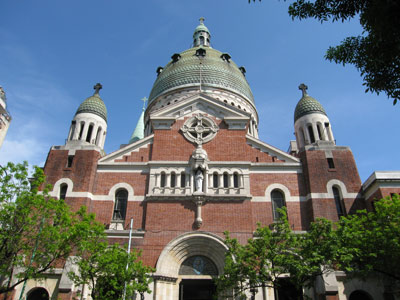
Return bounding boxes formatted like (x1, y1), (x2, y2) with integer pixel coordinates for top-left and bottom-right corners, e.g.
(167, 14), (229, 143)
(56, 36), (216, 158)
(98, 135), (153, 164)
(150, 92), (250, 120)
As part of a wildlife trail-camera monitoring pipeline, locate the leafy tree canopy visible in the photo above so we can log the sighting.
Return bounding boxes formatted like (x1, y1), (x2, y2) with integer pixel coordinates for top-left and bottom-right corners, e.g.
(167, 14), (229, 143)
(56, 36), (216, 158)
(335, 195), (400, 283)
(68, 242), (154, 300)
(215, 209), (337, 299)
(0, 162), (105, 295)
(250, 0), (400, 105)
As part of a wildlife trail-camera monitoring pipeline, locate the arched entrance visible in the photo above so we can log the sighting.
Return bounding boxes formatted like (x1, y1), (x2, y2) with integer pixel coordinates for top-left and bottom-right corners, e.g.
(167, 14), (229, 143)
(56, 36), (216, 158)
(178, 255), (218, 300)
(349, 290), (373, 300)
(155, 232), (227, 300)
(27, 287), (49, 300)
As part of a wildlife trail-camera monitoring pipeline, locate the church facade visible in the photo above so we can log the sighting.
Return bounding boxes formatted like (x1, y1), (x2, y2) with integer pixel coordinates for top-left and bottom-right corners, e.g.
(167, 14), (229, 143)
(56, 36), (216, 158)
(14, 20), (400, 300)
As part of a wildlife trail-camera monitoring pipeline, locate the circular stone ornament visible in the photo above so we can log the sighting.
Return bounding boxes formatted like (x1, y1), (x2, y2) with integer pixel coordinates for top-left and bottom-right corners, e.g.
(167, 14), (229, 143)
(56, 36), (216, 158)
(181, 114), (219, 145)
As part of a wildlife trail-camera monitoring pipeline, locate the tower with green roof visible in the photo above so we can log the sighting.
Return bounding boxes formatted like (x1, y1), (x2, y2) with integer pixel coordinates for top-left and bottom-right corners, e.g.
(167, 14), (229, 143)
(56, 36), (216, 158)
(65, 83), (108, 151)
(294, 83), (335, 150)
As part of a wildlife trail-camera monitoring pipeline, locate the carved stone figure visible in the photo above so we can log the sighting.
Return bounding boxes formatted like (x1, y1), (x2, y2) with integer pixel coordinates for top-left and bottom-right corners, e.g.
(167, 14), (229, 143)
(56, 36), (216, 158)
(195, 169), (204, 192)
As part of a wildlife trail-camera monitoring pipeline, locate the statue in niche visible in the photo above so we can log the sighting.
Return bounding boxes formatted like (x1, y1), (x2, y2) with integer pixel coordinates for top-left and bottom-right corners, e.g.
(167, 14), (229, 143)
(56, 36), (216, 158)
(195, 168), (204, 192)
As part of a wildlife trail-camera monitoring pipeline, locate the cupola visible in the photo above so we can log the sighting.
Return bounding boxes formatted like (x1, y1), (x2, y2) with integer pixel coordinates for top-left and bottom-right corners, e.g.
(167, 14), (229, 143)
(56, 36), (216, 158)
(66, 83), (108, 150)
(193, 17), (211, 47)
(294, 84), (334, 149)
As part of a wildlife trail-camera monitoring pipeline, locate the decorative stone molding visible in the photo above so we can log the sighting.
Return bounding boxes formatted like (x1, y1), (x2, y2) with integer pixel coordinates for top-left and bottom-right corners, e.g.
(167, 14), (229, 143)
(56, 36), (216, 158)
(181, 114), (219, 145)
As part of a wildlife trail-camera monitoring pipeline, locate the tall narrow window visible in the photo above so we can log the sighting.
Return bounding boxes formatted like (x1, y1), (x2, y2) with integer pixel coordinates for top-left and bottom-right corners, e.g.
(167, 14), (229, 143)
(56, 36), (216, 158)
(271, 190), (286, 221)
(67, 155), (74, 168)
(223, 173), (228, 188)
(160, 172), (166, 188)
(170, 173), (176, 188)
(86, 124), (94, 143)
(317, 124), (322, 140)
(233, 173), (239, 188)
(113, 189), (128, 220)
(213, 173), (218, 188)
(59, 184), (68, 200)
(181, 172), (186, 188)
(69, 121), (76, 140)
(333, 186), (345, 218)
(327, 158), (335, 169)
(308, 125), (315, 143)
(78, 122), (85, 140)
(95, 127), (102, 146)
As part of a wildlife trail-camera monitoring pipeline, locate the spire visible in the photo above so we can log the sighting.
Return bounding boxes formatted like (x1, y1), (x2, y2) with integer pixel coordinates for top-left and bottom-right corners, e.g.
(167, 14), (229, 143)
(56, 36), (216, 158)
(129, 97), (147, 144)
(193, 17), (211, 47)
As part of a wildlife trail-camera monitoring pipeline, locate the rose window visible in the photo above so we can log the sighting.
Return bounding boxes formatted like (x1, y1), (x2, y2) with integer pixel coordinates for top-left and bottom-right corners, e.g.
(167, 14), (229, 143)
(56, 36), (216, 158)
(181, 114), (219, 145)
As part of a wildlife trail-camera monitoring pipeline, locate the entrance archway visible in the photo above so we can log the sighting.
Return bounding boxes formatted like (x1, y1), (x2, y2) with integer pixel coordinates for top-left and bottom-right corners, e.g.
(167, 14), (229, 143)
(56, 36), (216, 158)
(27, 287), (49, 300)
(179, 279), (216, 300)
(155, 232), (227, 299)
(349, 290), (373, 300)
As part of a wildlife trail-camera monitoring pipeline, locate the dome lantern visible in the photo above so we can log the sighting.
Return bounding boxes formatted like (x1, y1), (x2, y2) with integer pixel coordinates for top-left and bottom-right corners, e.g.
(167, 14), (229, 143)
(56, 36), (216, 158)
(193, 17), (211, 47)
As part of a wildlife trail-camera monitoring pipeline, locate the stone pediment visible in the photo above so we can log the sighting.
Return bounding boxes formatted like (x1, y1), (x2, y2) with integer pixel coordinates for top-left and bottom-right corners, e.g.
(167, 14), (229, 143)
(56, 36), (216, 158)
(150, 92), (250, 121)
(98, 135), (153, 164)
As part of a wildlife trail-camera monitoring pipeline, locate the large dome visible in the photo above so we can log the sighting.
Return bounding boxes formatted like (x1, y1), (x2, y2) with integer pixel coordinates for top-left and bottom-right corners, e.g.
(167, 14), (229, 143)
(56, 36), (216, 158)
(148, 46), (254, 104)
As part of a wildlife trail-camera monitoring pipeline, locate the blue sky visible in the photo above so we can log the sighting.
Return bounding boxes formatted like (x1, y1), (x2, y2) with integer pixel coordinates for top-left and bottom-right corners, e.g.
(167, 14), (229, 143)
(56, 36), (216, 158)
(0, 0), (398, 183)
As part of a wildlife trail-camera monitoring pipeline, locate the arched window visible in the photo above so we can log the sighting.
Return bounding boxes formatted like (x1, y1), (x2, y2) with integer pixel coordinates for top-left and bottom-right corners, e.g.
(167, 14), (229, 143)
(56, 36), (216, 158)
(113, 189), (128, 221)
(171, 172), (176, 188)
(59, 184), (68, 200)
(69, 121), (76, 140)
(223, 173), (228, 188)
(213, 173), (218, 188)
(199, 36), (205, 45)
(333, 186), (345, 218)
(160, 172), (166, 188)
(86, 124), (94, 143)
(271, 190), (286, 221)
(78, 122), (85, 140)
(181, 172), (186, 188)
(299, 128), (305, 146)
(308, 125), (315, 143)
(233, 173), (239, 188)
(95, 127), (102, 146)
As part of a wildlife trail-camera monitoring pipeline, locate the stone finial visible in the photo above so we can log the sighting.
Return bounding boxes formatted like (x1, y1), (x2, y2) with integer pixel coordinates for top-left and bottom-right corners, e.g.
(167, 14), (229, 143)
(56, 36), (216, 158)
(93, 83), (102, 95)
(199, 17), (205, 25)
(298, 83), (308, 97)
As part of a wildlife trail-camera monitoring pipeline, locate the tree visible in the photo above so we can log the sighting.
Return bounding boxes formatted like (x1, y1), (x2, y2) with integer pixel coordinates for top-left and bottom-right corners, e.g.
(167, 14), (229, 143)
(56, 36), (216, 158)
(68, 242), (154, 300)
(215, 209), (337, 299)
(335, 195), (400, 284)
(250, 0), (400, 105)
(0, 162), (105, 296)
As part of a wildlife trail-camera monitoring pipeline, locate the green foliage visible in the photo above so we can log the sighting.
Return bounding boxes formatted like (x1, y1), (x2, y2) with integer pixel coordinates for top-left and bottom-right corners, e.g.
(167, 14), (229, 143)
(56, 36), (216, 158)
(68, 243), (154, 300)
(250, 0), (400, 105)
(0, 162), (105, 295)
(335, 195), (400, 281)
(215, 209), (337, 298)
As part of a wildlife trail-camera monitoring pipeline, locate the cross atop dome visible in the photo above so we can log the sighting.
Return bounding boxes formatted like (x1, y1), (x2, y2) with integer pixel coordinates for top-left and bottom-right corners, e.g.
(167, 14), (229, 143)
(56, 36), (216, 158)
(298, 83), (308, 97)
(141, 97), (148, 110)
(93, 83), (102, 95)
(199, 17), (205, 24)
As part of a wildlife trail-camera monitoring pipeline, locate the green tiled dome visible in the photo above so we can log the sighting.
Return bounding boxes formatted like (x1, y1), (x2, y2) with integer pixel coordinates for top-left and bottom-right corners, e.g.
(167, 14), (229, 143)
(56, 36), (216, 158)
(75, 94), (107, 122)
(294, 94), (327, 122)
(148, 47), (254, 104)
(193, 23), (210, 37)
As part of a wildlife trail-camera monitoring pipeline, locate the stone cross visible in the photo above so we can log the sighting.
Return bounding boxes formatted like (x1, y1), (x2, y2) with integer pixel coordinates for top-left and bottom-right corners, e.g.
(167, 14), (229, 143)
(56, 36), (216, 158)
(199, 17), (205, 24)
(298, 83), (308, 97)
(93, 83), (102, 95)
(141, 97), (148, 110)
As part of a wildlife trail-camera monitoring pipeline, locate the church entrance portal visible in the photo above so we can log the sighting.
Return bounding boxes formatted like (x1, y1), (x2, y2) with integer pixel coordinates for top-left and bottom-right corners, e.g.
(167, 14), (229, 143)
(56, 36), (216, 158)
(179, 279), (216, 300)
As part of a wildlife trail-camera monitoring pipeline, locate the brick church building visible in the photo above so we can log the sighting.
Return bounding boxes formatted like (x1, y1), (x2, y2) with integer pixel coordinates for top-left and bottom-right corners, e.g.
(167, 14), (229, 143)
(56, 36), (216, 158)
(15, 20), (400, 300)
